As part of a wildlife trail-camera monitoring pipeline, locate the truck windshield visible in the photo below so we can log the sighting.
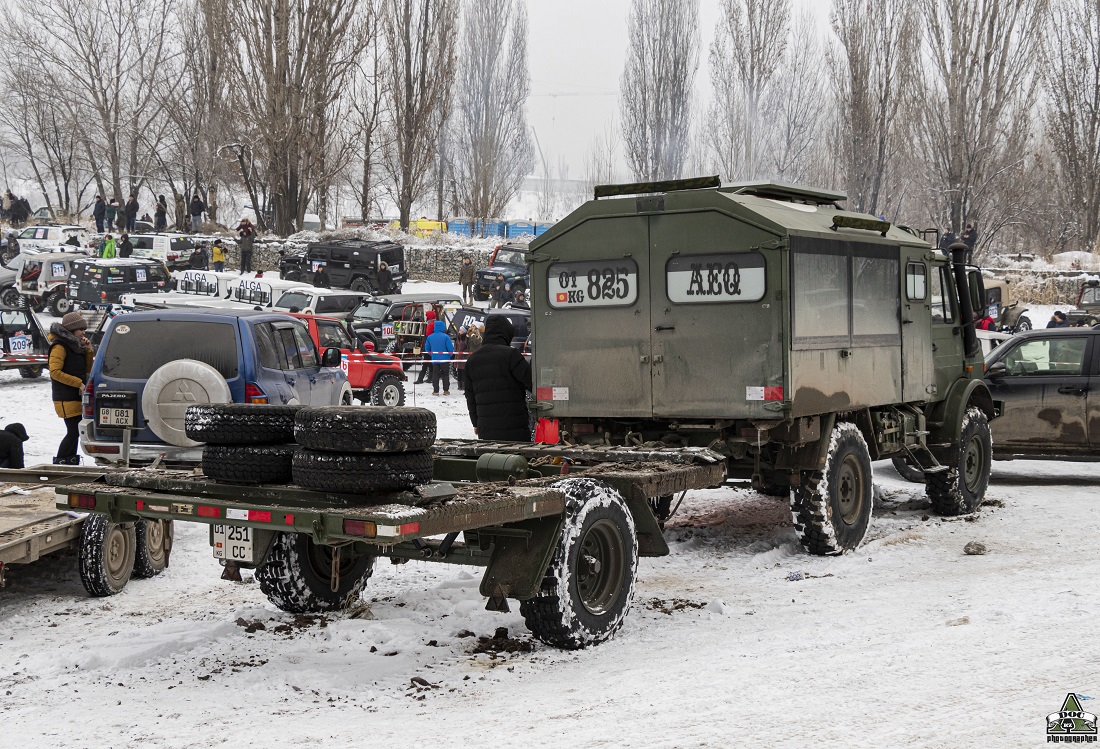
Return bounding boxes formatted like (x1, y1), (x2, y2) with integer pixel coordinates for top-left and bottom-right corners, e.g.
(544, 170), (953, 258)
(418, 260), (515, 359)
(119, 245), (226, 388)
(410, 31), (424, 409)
(352, 301), (390, 321)
(493, 250), (525, 266)
(275, 291), (312, 310)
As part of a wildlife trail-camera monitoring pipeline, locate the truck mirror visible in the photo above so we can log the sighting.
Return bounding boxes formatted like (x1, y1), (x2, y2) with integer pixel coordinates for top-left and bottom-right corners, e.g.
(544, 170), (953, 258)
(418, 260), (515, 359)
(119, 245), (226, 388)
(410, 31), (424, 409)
(321, 347), (342, 368)
(986, 360), (1007, 379)
(968, 269), (987, 317)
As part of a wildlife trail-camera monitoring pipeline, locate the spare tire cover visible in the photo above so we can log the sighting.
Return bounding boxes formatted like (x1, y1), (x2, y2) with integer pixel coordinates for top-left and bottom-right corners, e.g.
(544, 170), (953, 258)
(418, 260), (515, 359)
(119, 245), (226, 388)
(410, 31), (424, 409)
(142, 359), (232, 447)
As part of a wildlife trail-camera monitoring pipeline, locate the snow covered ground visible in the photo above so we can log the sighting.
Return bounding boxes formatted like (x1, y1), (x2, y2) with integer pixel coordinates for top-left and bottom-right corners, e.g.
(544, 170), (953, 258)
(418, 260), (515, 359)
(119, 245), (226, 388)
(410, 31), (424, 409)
(1, 288), (1098, 747)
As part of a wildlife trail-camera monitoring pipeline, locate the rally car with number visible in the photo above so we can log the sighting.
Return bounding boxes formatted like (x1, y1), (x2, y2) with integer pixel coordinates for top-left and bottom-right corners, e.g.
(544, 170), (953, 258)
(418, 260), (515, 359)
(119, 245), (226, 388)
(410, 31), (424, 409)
(0, 305), (49, 378)
(290, 312), (407, 406)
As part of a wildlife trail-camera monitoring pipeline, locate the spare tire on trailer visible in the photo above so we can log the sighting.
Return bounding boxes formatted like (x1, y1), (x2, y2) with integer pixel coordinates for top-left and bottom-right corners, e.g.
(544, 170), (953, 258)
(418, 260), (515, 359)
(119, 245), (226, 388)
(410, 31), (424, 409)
(203, 443), (296, 484)
(292, 448), (433, 492)
(256, 532), (374, 613)
(186, 404), (302, 445)
(142, 359), (232, 447)
(294, 406), (435, 453)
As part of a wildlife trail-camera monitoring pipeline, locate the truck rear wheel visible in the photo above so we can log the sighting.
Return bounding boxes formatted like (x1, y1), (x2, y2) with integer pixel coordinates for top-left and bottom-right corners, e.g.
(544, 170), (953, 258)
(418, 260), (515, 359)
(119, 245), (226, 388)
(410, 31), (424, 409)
(520, 478), (638, 649)
(927, 407), (991, 516)
(133, 519), (173, 578)
(78, 514), (135, 597)
(791, 422), (873, 555)
(256, 532), (374, 613)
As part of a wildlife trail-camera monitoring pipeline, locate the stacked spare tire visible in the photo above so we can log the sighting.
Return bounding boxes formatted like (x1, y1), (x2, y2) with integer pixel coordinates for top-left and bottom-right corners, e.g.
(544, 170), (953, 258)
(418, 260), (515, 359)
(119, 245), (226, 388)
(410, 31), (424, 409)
(185, 404), (436, 493)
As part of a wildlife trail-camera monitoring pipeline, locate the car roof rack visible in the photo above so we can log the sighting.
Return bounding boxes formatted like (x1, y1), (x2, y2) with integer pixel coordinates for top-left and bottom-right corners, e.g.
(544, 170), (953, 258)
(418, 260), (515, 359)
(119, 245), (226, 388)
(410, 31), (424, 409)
(719, 180), (846, 205)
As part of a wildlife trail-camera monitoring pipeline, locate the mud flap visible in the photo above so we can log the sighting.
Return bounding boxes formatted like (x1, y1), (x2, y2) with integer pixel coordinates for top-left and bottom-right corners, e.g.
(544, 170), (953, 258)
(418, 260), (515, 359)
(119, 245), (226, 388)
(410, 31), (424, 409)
(477, 515), (564, 602)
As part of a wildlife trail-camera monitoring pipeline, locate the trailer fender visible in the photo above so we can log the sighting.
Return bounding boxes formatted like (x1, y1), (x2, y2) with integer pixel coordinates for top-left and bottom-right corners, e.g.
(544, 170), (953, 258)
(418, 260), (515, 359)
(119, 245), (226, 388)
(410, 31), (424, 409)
(478, 514), (565, 603)
(927, 379), (996, 447)
(775, 413), (838, 472)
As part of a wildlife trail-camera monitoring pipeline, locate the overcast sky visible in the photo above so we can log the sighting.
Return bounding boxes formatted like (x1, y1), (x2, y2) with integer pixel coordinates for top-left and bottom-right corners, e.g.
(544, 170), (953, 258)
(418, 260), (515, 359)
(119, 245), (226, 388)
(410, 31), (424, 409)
(525, 0), (832, 178)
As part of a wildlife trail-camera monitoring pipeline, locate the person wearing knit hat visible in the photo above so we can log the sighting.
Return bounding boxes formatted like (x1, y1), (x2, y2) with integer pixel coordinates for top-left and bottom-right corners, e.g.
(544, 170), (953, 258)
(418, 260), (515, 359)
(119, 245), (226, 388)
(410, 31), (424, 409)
(48, 311), (94, 464)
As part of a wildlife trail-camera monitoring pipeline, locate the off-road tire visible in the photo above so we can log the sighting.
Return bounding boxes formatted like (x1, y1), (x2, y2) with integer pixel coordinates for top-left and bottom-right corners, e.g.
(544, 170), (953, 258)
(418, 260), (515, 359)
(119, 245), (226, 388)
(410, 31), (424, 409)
(369, 374), (406, 407)
(47, 289), (72, 317)
(256, 532), (374, 614)
(185, 404), (302, 445)
(1015, 316), (1032, 332)
(0, 287), (22, 307)
(891, 456), (926, 483)
(520, 478), (638, 650)
(927, 407), (992, 516)
(78, 514), (136, 597)
(349, 277), (371, 293)
(473, 289), (489, 302)
(294, 406), (435, 452)
(132, 519), (173, 578)
(791, 422), (873, 555)
(18, 365), (43, 378)
(292, 449), (433, 492)
(202, 443), (296, 484)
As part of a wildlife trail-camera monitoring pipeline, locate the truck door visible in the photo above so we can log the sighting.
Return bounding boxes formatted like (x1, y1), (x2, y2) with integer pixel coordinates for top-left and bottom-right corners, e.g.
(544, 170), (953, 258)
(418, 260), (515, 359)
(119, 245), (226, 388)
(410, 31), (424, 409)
(648, 211), (777, 418)
(534, 216), (652, 418)
(901, 259), (934, 401)
(928, 261), (965, 397)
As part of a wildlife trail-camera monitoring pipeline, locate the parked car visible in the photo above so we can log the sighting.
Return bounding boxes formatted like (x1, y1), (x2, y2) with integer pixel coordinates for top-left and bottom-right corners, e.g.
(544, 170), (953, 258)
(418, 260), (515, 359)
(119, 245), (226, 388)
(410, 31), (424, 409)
(16, 250), (88, 315)
(80, 309), (352, 465)
(12, 224), (88, 254)
(983, 278), (1032, 332)
(128, 233), (197, 271)
(474, 243), (529, 303)
(67, 258), (171, 307)
(348, 293), (463, 350)
(291, 313), (407, 406)
(272, 287), (366, 315)
(280, 239), (405, 294)
(0, 306), (49, 378)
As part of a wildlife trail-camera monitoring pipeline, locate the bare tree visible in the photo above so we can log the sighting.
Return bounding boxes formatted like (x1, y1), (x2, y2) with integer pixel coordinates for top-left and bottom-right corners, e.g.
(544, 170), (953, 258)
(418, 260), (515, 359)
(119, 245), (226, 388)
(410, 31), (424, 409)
(379, 0), (459, 230)
(829, 0), (919, 216)
(1045, 0), (1100, 252)
(346, 2), (389, 222)
(619, 0), (699, 181)
(708, 0), (789, 180)
(224, 0), (363, 235)
(762, 12), (827, 182)
(450, 0), (532, 227)
(917, 0), (1047, 252)
(582, 122), (619, 197)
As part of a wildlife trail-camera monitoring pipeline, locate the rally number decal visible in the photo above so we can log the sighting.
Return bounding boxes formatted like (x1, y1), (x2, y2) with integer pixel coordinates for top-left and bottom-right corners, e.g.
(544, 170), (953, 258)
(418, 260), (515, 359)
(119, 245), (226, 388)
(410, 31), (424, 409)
(548, 259), (638, 308)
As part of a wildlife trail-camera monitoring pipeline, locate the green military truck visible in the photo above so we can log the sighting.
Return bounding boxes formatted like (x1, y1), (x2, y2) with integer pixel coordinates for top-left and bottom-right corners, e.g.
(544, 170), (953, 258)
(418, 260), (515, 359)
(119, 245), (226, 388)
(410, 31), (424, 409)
(528, 177), (996, 555)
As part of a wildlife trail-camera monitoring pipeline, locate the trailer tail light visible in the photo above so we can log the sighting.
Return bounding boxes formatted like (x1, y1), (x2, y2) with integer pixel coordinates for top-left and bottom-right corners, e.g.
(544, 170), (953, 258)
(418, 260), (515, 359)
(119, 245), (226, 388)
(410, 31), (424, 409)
(342, 519), (377, 537)
(197, 505), (220, 518)
(83, 382), (95, 418)
(244, 383), (268, 404)
(68, 493), (96, 509)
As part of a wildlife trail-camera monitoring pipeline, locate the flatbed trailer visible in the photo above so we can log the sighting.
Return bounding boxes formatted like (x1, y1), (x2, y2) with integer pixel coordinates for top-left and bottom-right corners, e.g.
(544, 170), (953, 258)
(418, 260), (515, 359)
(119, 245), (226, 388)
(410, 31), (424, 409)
(54, 441), (725, 649)
(0, 466), (172, 592)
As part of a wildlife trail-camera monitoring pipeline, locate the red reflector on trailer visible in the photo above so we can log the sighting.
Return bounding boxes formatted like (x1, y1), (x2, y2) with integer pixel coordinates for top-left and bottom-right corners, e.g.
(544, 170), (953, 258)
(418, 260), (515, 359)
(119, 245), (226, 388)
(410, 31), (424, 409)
(399, 522), (420, 535)
(197, 505), (220, 518)
(764, 386), (784, 401)
(136, 500), (145, 511)
(284, 514), (295, 525)
(248, 510), (272, 523)
(342, 519), (376, 537)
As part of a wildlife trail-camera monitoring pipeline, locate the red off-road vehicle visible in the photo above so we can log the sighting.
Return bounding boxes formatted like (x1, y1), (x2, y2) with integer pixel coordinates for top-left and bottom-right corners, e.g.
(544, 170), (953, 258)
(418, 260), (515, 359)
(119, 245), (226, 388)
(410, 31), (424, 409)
(291, 313), (406, 406)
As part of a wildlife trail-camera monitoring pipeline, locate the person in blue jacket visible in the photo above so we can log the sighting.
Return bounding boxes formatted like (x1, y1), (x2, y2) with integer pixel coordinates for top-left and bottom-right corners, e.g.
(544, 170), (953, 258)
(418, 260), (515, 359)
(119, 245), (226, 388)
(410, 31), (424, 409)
(422, 320), (454, 395)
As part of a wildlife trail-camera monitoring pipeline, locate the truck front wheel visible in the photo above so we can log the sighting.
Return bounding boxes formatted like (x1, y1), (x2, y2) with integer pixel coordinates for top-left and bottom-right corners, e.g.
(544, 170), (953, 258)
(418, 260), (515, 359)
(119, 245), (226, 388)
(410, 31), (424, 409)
(791, 422), (873, 555)
(927, 407), (991, 516)
(520, 478), (638, 649)
(256, 532), (374, 613)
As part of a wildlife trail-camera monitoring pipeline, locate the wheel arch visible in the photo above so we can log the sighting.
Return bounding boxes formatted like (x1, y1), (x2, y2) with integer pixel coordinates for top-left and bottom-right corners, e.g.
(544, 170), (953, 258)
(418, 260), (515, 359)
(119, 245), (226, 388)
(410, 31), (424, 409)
(926, 379), (996, 447)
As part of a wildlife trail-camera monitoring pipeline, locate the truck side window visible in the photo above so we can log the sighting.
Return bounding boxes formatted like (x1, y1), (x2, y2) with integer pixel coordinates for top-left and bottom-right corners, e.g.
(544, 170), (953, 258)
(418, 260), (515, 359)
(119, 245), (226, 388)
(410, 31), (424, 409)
(792, 247), (849, 341)
(905, 262), (926, 300)
(852, 253), (899, 339)
(930, 265), (955, 323)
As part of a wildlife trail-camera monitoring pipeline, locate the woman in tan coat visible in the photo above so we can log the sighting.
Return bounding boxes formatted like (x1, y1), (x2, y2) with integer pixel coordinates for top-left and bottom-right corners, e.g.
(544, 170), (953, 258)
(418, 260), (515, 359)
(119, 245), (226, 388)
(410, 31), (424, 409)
(49, 311), (94, 465)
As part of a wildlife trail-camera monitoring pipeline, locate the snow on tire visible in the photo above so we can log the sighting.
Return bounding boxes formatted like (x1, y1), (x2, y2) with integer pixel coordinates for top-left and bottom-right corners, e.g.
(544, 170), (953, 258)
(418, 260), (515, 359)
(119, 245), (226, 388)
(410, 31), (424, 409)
(256, 532), (374, 614)
(185, 404), (302, 445)
(520, 478), (638, 650)
(202, 444), (296, 484)
(791, 422), (873, 556)
(927, 407), (992, 516)
(78, 514), (136, 597)
(292, 449), (433, 493)
(132, 519), (173, 579)
(294, 406), (435, 453)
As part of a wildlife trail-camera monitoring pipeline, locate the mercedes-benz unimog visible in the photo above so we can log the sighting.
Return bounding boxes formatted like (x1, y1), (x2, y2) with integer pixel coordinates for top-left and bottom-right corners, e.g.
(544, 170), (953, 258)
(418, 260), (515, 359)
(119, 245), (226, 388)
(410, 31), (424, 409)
(528, 177), (997, 555)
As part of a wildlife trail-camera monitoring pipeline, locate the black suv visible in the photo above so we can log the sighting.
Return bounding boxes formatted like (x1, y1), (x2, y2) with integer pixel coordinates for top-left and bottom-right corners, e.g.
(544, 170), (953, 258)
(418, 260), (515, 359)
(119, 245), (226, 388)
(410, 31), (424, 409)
(475, 243), (529, 303)
(67, 258), (171, 307)
(279, 239), (405, 294)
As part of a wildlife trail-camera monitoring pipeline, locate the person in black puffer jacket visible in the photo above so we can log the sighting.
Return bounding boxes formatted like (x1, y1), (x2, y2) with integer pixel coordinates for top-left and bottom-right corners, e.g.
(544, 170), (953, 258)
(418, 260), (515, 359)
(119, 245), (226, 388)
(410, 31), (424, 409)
(463, 315), (532, 441)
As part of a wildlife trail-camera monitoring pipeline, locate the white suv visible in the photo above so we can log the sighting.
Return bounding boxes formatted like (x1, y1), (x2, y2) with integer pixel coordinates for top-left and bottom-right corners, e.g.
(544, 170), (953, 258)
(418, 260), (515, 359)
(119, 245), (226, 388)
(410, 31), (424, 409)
(129, 233), (196, 270)
(13, 224), (88, 253)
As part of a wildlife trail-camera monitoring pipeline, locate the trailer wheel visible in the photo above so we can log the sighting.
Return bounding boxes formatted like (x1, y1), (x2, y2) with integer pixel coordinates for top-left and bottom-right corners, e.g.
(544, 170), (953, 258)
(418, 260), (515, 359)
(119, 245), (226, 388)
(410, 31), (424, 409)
(294, 405), (435, 452)
(78, 514), (136, 597)
(185, 404), (301, 445)
(292, 449), (433, 492)
(18, 365), (43, 378)
(256, 532), (374, 613)
(520, 478), (637, 650)
(891, 456), (925, 483)
(369, 374), (406, 407)
(133, 519), (173, 578)
(791, 422), (873, 556)
(203, 443), (296, 484)
(927, 407), (991, 516)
